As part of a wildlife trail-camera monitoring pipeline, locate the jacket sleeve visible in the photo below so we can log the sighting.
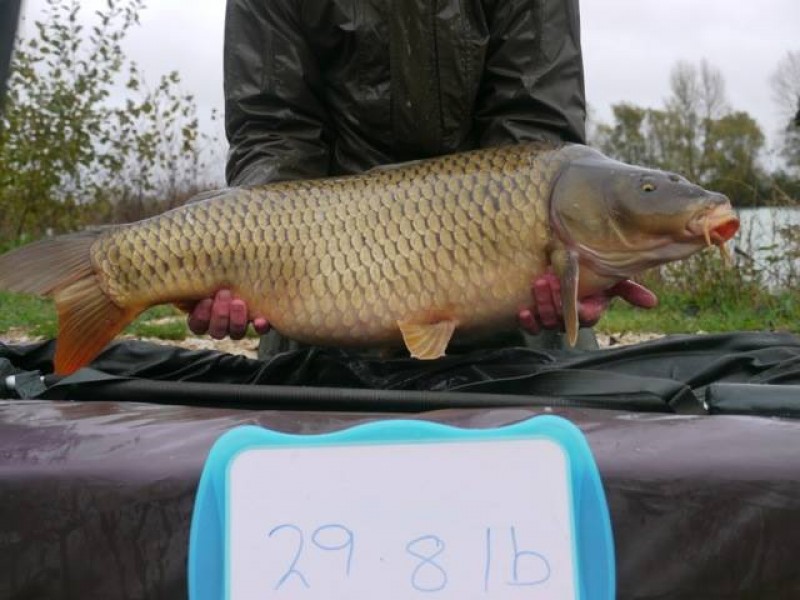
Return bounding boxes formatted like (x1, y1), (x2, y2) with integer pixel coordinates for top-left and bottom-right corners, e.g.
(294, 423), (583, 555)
(224, 0), (331, 186)
(475, 0), (587, 147)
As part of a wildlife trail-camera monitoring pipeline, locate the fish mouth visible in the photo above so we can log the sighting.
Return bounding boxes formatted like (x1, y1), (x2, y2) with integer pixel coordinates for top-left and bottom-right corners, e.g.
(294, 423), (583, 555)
(686, 205), (740, 264)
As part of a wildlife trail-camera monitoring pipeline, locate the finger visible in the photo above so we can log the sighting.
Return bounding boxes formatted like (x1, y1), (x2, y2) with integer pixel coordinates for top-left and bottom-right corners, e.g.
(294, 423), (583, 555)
(207, 290), (232, 340)
(252, 316), (271, 335)
(517, 308), (540, 334)
(533, 277), (560, 329)
(187, 298), (213, 335)
(608, 280), (658, 309)
(577, 295), (610, 326)
(228, 297), (248, 340)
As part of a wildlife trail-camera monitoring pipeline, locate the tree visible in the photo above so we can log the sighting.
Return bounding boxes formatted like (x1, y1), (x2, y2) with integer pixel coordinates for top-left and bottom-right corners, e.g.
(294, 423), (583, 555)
(665, 60), (728, 181)
(594, 103), (651, 166)
(703, 111), (765, 205)
(0, 0), (209, 243)
(770, 50), (800, 176)
(593, 60), (767, 207)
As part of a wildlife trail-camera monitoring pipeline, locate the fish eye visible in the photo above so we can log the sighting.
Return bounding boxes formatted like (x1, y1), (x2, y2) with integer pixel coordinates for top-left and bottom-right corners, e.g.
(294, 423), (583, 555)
(642, 183), (656, 192)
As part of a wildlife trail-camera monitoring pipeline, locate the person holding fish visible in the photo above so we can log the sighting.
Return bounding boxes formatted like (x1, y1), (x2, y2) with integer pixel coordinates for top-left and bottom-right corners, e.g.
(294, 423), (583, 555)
(188, 0), (658, 355)
(0, 0), (739, 374)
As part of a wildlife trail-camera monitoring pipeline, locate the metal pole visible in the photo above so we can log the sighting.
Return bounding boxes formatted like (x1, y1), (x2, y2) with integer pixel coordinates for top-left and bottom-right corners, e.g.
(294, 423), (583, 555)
(0, 0), (23, 112)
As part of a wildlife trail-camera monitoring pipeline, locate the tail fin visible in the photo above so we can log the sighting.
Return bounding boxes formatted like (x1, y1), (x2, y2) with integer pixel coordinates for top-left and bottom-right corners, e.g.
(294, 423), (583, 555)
(0, 232), (141, 375)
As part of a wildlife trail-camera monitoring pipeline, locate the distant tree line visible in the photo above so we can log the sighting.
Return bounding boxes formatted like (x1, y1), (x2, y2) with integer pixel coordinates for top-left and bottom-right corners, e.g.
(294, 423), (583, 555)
(592, 57), (800, 208)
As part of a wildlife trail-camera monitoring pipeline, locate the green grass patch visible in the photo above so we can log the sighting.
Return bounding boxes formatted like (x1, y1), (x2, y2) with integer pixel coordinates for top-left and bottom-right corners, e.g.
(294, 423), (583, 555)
(601, 289), (799, 335)
(125, 305), (188, 340)
(0, 291), (58, 337)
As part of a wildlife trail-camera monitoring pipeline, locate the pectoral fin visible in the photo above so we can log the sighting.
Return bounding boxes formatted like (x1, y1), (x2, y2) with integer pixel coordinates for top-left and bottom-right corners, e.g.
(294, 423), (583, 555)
(397, 318), (457, 360)
(551, 248), (580, 347)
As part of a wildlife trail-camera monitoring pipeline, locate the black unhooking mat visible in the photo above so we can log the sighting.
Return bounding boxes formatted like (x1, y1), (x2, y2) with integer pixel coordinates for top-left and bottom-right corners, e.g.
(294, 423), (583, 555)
(2, 331), (800, 415)
(1, 331), (800, 599)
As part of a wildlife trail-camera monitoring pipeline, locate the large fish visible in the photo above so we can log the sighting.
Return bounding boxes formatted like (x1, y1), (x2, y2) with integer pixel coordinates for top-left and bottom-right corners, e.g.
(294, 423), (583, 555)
(0, 142), (738, 374)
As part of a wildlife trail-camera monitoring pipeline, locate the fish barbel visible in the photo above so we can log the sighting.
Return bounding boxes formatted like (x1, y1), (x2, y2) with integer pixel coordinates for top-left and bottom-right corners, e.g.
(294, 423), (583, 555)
(0, 142), (739, 374)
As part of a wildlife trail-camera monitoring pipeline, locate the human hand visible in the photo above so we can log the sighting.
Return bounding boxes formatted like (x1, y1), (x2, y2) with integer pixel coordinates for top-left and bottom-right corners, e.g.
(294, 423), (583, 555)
(186, 289), (270, 340)
(518, 273), (658, 334)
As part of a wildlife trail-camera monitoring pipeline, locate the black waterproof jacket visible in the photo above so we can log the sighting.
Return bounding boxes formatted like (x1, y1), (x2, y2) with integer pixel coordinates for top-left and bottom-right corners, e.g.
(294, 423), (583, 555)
(224, 0), (586, 186)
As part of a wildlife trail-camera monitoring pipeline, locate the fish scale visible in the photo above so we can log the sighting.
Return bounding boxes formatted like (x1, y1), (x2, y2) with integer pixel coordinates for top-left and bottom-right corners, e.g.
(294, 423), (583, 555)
(0, 141), (740, 374)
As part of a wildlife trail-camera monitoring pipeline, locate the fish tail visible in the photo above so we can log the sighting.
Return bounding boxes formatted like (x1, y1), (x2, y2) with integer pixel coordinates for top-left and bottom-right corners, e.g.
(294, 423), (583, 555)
(0, 231), (141, 374)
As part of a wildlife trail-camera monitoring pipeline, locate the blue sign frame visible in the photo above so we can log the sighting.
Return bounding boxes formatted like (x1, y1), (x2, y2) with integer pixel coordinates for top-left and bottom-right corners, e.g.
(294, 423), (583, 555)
(188, 415), (614, 599)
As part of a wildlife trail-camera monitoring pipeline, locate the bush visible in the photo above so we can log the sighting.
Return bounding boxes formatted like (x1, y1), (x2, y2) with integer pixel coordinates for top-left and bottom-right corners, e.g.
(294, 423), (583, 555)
(0, 0), (216, 243)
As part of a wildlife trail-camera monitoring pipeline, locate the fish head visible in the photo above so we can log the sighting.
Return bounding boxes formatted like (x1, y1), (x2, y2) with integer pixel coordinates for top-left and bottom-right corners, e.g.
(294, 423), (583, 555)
(550, 148), (740, 278)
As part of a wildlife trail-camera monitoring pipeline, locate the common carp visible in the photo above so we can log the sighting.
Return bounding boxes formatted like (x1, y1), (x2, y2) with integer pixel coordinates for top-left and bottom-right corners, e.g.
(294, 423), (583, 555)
(0, 142), (739, 374)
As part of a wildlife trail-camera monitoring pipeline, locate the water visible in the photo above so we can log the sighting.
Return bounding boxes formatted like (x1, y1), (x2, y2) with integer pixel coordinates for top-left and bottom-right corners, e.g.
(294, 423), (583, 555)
(734, 207), (800, 287)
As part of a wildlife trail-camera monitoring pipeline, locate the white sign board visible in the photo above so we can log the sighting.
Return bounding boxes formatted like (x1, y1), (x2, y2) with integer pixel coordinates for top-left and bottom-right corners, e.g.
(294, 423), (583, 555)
(228, 439), (575, 599)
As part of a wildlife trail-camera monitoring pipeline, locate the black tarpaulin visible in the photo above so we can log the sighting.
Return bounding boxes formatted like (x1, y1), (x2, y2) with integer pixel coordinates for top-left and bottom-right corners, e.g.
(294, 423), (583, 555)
(3, 331), (800, 415)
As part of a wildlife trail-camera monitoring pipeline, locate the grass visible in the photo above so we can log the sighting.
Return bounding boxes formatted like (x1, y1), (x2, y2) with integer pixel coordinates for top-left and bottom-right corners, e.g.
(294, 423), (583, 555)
(602, 289), (799, 336)
(0, 291), (58, 338)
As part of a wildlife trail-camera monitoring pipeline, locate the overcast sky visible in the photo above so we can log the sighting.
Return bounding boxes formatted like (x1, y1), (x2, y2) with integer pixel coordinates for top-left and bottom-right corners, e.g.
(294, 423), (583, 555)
(18, 0), (800, 182)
